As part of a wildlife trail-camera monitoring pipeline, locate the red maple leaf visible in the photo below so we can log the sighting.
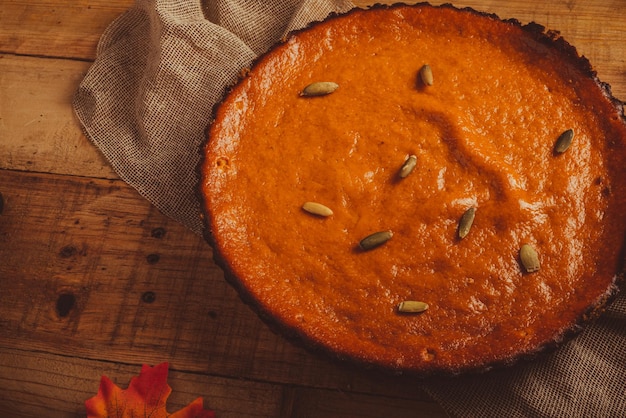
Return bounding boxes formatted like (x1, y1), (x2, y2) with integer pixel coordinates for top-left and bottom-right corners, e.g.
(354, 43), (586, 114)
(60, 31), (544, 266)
(85, 362), (215, 418)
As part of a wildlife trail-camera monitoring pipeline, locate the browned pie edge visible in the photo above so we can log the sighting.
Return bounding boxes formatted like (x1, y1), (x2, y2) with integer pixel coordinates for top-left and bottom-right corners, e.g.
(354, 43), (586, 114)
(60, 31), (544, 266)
(197, 2), (626, 377)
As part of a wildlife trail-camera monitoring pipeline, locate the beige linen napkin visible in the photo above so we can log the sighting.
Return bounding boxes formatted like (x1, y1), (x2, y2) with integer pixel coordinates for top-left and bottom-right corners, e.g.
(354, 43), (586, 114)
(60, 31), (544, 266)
(73, 1), (626, 416)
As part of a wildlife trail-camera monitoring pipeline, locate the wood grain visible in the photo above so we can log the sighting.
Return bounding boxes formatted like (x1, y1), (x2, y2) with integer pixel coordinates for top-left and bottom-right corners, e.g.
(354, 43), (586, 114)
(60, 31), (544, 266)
(0, 0), (131, 60)
(0, 346), (447, 418)
(0, 347), (283, 417)
(0, 54), (115, 178)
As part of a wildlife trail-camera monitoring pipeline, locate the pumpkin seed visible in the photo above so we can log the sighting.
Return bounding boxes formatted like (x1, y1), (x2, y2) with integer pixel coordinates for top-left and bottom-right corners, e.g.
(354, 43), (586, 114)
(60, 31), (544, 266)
(300, 81), (339, 97)
(399, 155), (417, 178)
(520, 244), (540, 273)
(458, 207), (476, 239)
(359, 230), (393, 250)
(419, 64), (434, 86)
(554, 129), (574, 153)
(398, 301), (429, 313)
(302, 201), (333, 217)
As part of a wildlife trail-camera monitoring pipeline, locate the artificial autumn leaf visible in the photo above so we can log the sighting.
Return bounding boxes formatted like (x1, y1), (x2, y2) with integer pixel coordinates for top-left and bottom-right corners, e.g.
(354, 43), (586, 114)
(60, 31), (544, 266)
(85, 362), (215, 418)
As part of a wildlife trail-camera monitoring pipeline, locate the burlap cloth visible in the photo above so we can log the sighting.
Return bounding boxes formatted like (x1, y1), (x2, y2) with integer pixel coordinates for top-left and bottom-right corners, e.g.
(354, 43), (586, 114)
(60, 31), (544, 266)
(73, 1), (626, 416)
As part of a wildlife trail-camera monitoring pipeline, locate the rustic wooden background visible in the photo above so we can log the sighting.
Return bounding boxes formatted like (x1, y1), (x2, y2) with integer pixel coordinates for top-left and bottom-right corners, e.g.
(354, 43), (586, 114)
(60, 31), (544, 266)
(1, 0), (624, 416)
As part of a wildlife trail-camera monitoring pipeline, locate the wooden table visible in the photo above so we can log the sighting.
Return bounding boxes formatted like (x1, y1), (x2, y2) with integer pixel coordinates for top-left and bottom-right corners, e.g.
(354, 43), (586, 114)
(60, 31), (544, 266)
(1, 0), (624, 416)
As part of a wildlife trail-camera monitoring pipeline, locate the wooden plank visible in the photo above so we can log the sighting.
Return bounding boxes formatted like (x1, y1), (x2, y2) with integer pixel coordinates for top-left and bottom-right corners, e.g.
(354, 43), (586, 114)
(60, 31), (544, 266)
(282, 385), (448, 418)
(0, 0), (132, 60)
(0, 346), (448, 417)
(0, 54), (117, 178)
(0, 347), (283, 417)
(0, 169), (442, 402)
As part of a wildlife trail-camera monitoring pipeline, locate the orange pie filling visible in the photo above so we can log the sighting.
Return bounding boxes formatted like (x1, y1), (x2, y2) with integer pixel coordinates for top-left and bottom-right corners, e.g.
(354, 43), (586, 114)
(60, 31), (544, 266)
(201, 5), (626, 374)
